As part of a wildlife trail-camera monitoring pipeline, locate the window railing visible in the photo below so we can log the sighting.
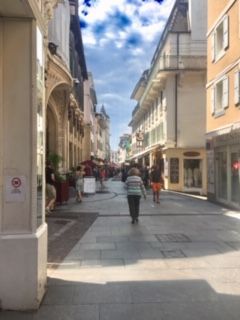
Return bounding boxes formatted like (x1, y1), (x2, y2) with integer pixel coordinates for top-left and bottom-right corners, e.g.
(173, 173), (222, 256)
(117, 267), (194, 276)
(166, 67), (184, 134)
(158, 55), (206, 71)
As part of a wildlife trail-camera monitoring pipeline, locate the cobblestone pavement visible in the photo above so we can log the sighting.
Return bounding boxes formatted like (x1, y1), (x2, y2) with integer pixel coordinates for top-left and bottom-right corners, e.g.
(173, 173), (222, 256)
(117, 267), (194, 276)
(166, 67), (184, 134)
(1, 179), (240, 319)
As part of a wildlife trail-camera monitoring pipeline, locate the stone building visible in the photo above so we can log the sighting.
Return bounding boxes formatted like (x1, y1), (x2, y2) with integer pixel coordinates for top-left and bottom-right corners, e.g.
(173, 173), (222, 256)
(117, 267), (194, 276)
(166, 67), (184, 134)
(46, 0), (87, 171)
(0, 0), (89, 310)
(0, 0), (60, 310)
(95, 105), (110, 161)
(83, 72), (97, 161)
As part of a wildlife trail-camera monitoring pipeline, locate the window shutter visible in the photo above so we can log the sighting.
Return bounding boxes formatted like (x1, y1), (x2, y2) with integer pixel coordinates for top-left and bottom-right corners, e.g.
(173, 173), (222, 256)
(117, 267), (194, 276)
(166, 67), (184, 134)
(234, 71), (240, 105)
(211, 86), (215, 115)
(222, 77), (229, 109)
(223, 15), (229, 50)
(211, 33), (215, 62)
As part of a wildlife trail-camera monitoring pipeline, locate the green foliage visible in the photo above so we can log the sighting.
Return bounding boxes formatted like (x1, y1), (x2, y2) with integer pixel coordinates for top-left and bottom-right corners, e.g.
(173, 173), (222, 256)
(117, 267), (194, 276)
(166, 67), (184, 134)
(47, 153), (63, 172)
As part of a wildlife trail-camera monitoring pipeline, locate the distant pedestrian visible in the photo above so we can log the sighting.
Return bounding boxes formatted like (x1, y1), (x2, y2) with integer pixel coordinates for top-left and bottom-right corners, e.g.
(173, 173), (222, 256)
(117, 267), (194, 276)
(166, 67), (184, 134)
(45, 160), (56, 214)
(75, 165), (84, 202)
(150, 165), (164, 204)
(141, 165), (150, 188)
(125, 167), (147, 224)
(99, 166), (106, 189)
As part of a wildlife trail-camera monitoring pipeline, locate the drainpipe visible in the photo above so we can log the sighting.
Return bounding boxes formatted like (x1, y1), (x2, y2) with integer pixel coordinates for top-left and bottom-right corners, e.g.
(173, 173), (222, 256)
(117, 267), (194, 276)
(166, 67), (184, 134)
(175, 33), (179, 147)
(175, 74), (178, 147)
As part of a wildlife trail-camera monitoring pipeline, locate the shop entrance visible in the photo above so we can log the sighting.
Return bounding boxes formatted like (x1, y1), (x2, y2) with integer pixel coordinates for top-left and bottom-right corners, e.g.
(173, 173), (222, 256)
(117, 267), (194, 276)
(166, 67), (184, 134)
(184, 159), (202, 189)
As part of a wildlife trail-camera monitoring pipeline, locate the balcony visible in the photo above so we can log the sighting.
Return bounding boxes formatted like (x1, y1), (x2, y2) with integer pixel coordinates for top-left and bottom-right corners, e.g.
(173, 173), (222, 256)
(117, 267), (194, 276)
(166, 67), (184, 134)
(158, 55), (206, 72)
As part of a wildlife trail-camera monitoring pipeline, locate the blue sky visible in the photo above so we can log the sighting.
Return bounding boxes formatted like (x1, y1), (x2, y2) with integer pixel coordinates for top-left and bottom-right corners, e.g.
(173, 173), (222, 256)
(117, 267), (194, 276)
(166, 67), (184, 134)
(79, 0), (175, 150)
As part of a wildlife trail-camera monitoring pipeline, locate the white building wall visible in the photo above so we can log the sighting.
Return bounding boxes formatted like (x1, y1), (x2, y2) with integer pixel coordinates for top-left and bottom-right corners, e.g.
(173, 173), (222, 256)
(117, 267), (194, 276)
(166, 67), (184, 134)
(165, 76), (176, 146)
(177, 73), (206, 148)
(189, 0), (208, 41)
(48, 0), (70, 68)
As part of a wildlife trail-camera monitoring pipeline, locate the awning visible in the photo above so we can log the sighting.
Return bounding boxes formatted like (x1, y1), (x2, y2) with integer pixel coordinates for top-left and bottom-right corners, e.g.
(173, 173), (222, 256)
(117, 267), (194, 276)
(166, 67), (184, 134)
(129, 144), (162, 160)
(206, 121), (240, 138)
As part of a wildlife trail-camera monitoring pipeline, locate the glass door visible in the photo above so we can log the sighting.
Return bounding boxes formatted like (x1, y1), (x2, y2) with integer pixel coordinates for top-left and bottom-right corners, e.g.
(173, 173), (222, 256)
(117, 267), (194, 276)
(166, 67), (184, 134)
(231, 148), (240, 205)
(216, 150), (227, 201)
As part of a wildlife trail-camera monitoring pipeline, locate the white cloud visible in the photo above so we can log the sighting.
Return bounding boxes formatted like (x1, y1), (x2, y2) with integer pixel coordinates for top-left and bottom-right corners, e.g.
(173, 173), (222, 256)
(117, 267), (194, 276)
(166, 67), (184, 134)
(80, 0), (176, 149)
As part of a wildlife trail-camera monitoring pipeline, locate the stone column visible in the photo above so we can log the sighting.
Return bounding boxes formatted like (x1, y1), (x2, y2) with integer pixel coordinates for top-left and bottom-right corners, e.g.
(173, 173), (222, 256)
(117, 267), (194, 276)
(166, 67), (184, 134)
(0, 18), (47, 310)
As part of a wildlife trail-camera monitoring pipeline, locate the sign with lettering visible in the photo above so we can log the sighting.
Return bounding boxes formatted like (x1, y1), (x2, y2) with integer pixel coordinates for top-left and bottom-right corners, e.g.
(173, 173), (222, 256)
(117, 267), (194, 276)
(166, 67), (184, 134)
(83, 177), (96, 194)
(5, 176), (26, 202)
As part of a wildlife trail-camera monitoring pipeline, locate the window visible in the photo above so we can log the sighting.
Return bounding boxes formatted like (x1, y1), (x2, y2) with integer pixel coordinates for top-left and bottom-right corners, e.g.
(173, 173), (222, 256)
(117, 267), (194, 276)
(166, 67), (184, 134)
(234, 70), (240, 105)
(211, 15), (229, 61)
(211, 76), (228, 115)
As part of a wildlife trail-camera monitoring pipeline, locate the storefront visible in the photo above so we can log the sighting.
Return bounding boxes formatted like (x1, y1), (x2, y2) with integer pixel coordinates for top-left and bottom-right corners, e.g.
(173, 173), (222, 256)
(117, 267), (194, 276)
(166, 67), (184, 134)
(207, 127), (240, 209)
(163, 148), (207, 195)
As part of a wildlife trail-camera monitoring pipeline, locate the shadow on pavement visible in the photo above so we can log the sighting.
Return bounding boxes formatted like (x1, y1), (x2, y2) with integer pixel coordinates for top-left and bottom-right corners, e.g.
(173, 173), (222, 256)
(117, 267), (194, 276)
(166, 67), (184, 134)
(1, 278), (240, 319)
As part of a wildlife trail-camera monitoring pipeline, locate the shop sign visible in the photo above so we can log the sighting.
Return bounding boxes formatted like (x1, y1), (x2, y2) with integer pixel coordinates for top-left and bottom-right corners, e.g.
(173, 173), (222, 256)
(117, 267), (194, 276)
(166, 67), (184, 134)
(5, 176), (26, 202)
(214, 129), (240, 147)
(183, 151), (200, 157)
(136, 131), (144, 141)
(83, 177), (96, 194)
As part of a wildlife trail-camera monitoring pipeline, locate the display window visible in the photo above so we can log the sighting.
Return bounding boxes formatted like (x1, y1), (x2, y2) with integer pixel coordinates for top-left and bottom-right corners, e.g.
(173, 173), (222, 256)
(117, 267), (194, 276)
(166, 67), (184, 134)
(184, 159), (202, 188)
(231, 148), (240, 205)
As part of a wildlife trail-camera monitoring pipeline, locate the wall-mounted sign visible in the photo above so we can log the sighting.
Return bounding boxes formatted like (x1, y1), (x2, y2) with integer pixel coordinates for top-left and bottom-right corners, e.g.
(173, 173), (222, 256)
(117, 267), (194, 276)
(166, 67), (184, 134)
(136, 131), (144, 141)
(183, 151), (200, 157)
(5, 176), (26, 202)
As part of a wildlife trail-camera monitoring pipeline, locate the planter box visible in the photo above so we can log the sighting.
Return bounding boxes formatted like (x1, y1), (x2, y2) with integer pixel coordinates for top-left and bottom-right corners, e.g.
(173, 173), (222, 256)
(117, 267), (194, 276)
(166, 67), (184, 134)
(55, 180), (69, 204)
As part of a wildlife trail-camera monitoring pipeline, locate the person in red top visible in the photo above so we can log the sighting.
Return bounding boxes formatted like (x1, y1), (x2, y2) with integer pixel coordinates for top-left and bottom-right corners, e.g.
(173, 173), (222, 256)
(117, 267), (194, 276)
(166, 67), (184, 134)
(150, 165), (164, 204)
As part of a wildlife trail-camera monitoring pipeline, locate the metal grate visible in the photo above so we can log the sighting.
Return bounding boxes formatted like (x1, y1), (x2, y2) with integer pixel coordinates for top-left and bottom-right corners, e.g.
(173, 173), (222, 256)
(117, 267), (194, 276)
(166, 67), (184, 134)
(156, 233), (191, 242)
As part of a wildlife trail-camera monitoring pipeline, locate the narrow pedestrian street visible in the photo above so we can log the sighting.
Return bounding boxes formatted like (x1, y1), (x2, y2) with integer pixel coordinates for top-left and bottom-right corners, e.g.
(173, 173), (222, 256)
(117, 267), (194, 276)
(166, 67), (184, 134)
(1, 179), (240, 320)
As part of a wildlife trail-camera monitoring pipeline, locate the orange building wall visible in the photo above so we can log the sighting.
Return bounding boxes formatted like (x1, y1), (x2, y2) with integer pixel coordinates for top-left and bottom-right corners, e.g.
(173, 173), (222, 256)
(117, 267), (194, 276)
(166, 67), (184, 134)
(207, 0), (240, 133)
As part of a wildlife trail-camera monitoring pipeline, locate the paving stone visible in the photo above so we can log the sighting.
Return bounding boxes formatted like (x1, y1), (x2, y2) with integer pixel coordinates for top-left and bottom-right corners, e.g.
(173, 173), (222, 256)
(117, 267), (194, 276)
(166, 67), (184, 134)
(161, 249), (186, 258)
(101, 249), (141, 259)
(32, 305), (99, 320)
(100, 303), (165, 320)
(80, 259), (124, 267)
(42, 285), (75, 305)
(0, 312), (33, 320)
(72, 283), (132, 304)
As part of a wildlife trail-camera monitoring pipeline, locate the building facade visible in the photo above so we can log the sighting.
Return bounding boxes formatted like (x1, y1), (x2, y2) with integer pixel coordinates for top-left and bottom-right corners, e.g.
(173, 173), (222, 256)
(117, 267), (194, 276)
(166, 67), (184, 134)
(206, 0), (240, 209)
(0, 0), (60, 310)
(0, 0), (90, 310)
(83, 72), (97, 161)
(46, 0), (87, 171)
(130, 0), (208, 195)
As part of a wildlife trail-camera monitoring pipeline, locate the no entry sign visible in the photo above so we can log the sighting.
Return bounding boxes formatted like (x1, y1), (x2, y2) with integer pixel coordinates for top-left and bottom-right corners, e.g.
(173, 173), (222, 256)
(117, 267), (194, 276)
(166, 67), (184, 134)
(5, 176), (26, 202)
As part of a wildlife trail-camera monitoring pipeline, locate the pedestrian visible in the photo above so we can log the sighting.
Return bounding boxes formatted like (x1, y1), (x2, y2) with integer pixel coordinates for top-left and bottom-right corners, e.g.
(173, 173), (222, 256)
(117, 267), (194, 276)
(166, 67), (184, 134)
(99, 166), (106, 189)
(150, 165), (163, 204)
(141, 165), (150, 188)
(45, 160), (57, 214)
(75, 165), (84, 202)
(125, 167), (147, 224)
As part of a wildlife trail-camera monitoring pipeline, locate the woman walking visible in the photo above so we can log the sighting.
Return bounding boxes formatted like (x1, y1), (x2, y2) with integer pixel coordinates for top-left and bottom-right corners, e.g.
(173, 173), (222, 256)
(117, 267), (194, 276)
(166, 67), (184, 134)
(75, 165), (84, 202)
(125, 167), (147, 224)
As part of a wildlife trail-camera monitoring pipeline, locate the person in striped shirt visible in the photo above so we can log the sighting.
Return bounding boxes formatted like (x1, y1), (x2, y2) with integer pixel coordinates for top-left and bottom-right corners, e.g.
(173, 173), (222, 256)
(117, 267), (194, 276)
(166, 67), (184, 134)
(125, 167), (147, 224)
